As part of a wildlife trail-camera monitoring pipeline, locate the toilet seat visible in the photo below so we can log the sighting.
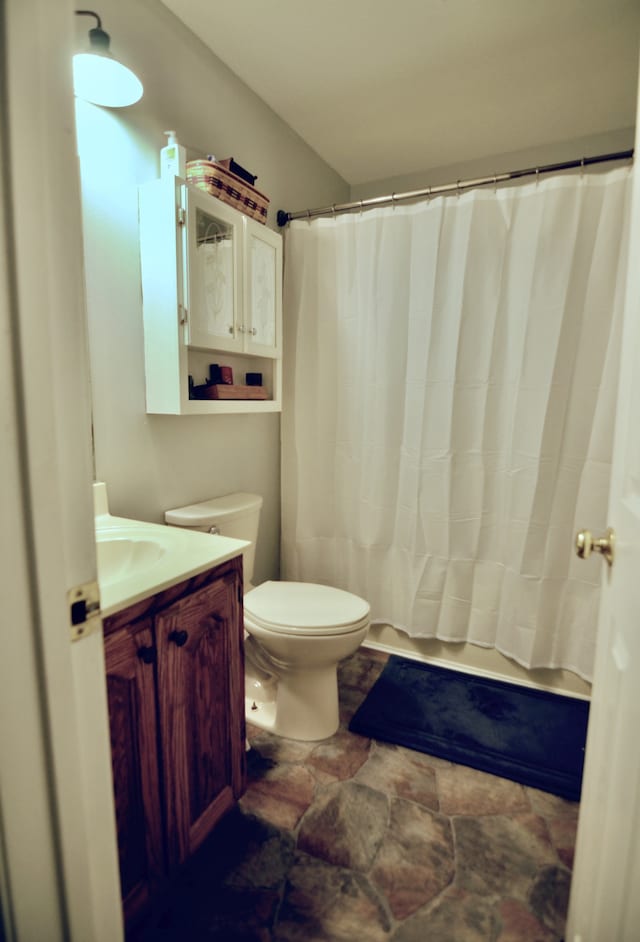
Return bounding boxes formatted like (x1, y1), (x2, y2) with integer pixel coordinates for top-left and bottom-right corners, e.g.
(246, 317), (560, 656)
(244, 581), (370, 637)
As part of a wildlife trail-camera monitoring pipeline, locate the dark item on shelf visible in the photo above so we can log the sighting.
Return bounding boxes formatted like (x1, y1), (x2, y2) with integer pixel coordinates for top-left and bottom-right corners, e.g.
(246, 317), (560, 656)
(208, 364), (222, 385)
(193, 384), (269, 401)
(220, 366), (233, 384)
(245, 372), (263, 386)
(216, 157), (257, 186)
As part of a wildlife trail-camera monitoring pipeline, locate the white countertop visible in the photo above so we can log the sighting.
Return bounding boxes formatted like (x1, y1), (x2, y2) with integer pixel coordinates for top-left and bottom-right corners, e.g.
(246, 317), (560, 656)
(95, 506), (248, 618)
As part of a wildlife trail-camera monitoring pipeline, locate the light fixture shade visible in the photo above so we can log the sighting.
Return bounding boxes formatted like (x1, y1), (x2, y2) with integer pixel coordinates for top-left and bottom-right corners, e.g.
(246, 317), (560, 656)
(73, 12), (143, 108)
(73, 52), (143, 107)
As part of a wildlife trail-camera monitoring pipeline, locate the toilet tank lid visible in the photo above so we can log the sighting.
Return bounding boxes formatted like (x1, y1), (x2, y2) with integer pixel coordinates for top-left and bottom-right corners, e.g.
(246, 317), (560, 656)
(164, 492), (263, 527)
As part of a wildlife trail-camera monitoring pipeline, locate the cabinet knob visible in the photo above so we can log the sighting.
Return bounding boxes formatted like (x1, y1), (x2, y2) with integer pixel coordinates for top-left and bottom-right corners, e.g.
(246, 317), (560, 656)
(205, 614), (222, 632)
(137, 645), (156, 664)
(168, 629), (189, 647)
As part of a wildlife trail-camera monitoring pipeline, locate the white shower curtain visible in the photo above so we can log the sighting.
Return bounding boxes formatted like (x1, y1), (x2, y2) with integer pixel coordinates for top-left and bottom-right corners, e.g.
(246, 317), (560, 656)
(281, 167), (631, 681)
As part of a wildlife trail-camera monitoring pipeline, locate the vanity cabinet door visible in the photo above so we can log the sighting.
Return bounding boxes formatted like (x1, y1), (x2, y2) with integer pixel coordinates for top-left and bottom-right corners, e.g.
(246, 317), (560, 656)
(155, 572), (246, 867)
(104, 618), (165, 926)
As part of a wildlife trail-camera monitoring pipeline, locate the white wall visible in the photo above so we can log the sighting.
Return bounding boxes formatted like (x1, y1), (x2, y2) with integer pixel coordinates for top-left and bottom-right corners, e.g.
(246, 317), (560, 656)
(350, 127), (635, 202)
(77, 0), (348, 585)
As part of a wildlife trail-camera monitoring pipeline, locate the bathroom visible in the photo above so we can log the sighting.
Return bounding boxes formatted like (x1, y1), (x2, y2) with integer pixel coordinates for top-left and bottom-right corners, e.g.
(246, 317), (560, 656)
(2, 0), (640, 940)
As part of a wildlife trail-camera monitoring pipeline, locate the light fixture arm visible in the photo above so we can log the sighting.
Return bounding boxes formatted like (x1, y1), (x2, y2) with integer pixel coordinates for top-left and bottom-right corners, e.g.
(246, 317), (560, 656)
(75, 10), (110, 52)
(75, 10), (102, 28)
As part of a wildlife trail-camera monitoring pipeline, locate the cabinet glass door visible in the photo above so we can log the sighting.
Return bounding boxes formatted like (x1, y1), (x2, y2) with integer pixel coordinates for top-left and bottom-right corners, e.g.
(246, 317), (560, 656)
(184, 186), (242, 352)
(245, 221), (282, 358)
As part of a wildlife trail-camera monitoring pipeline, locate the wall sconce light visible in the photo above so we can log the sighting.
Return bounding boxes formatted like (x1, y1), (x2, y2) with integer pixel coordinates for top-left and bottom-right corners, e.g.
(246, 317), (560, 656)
(73, 9), (143, 107)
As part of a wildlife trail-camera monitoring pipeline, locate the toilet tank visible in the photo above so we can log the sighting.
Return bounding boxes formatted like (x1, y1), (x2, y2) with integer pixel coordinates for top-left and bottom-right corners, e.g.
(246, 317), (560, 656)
(164, 492), (263, 587)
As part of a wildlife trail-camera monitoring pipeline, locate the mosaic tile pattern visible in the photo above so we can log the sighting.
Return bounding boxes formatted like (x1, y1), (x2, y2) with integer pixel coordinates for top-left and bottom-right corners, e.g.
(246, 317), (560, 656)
(131, 648), (579, 941)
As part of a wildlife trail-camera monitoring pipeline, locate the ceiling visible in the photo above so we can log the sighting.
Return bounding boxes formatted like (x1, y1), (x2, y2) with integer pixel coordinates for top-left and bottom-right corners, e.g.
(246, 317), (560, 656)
(161, 0), (640, 187)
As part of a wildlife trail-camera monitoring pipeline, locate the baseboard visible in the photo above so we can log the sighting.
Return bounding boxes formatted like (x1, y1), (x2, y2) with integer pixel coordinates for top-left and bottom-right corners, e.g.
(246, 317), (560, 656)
(363, 624), (591, 701)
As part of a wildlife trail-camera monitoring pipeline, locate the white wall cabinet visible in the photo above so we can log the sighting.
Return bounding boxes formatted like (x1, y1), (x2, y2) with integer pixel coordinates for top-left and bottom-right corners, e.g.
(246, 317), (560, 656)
(139, 177), (282, 414)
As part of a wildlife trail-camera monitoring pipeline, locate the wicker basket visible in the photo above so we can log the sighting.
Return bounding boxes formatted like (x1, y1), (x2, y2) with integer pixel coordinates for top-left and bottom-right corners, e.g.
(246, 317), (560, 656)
(186, 159), (269, 224)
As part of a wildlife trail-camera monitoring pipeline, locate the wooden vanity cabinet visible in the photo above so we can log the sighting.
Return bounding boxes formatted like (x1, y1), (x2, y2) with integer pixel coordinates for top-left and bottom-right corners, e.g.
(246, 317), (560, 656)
(104, 617), (165, 923)
(156, 571), (245, 865)
(103, 557), (246, 927)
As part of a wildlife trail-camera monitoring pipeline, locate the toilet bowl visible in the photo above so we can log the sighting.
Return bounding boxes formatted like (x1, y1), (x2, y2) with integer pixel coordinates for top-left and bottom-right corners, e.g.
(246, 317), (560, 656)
(165, 494), (370, 741)
(243, 580), (370, 740)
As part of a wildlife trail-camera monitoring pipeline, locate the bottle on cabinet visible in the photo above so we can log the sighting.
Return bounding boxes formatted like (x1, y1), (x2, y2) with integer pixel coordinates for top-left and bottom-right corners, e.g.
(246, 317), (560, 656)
(160, 130), (186, 179)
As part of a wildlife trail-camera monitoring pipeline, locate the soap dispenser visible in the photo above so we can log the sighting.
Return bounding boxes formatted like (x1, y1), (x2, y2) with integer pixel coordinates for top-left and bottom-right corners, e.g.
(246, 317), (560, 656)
(160, 130), (186, 179)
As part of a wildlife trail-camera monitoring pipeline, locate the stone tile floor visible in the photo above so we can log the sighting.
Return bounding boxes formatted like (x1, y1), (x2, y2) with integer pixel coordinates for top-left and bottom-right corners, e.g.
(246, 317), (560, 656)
(133, 648), (578, 941)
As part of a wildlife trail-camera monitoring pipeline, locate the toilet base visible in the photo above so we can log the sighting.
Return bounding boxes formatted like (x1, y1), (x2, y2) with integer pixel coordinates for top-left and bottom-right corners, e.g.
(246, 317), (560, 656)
(245, 697), (276, 733)
(245, 664), (340, 741)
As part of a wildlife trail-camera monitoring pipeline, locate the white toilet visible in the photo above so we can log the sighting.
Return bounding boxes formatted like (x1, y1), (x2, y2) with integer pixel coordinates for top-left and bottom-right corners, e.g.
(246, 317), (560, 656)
(164, 493), (370, 741)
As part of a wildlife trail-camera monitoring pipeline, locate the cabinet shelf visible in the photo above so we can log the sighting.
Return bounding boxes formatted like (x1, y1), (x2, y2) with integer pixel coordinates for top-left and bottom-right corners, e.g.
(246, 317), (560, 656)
(181, 398), (282, 415)
(138, 177), (282, 415)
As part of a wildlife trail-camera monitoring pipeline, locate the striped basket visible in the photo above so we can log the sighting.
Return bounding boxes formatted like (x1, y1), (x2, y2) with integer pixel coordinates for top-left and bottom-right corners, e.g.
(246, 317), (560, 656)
(186, 159), (269, 224)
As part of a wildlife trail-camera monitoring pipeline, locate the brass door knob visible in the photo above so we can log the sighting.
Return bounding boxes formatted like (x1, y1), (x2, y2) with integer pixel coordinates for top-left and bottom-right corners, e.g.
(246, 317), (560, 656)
(575, 527), (615, 566)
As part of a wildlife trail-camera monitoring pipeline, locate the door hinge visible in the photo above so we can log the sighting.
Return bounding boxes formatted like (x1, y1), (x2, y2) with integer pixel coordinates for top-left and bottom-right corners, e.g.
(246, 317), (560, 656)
(177, 207), (186, 227)
(68, 580), (101, 642)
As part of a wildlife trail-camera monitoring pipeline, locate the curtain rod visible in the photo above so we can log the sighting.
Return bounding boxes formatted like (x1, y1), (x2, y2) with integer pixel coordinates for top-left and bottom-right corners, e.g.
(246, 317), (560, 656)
(276, 149), (634, 227)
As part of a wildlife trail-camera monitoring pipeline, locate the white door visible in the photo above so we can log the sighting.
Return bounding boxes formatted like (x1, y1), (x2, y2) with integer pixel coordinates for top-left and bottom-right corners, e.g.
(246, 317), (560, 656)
(565, 66), (640, 941)
(1, 1), (122, 940)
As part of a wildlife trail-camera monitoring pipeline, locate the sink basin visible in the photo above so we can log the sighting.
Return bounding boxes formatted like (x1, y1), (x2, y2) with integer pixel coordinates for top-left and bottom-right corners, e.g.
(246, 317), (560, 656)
(93, 483), (250, 617)
(96, 533), (167, 587)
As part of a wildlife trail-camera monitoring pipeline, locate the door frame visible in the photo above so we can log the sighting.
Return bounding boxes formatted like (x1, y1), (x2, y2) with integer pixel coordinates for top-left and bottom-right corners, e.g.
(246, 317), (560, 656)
(0, 0), (122, 939)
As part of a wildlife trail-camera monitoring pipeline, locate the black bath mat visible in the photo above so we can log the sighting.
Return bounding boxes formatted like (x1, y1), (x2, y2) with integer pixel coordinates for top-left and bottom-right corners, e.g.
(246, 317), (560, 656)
(349, 656), (589, 801)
